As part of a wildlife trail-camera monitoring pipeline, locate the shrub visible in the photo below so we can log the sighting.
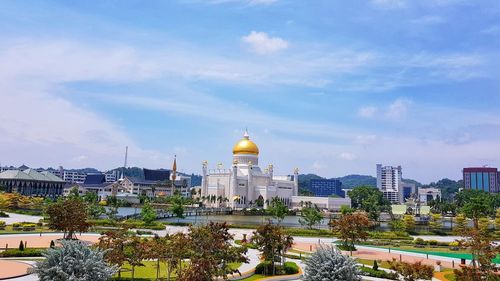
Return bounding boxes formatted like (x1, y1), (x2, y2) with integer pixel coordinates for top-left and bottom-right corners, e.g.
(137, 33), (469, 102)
(50, 240), (55, 248)
(0, 211), (9, 217)
(373, 260), (378, 271)
(283, 261), (299, 275)
(33, 240), (117, 281)
(304, 245), (360, 281)
(429, 240), (438, 246)
(0, 220), (5, 230)
(414, 238), (426, 245)
(1, 248), (43, 257)
(136, 230), (153, 235)
(336, 244), (357, 251)
(359, 267), (398, 280)
(19, 240), (24, 251)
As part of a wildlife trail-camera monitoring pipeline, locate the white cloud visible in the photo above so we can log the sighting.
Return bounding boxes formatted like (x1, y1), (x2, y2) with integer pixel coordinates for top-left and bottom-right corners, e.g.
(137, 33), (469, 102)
(339, 152), (357, 161)
(386, 98), (412, 118)
(410, 16), (445, 25)
(241, 31), (289, 55)
(358, 106), (378, 118)
(355, 135), (378, 145)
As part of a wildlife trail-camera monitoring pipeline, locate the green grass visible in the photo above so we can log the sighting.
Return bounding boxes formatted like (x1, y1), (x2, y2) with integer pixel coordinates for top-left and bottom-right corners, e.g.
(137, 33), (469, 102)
(115, 261), (242, 280)
(239, 274), (266, 281)
(0, 225), (53, 234)
(444, 272), (456, 281)
(356, 258), (391, 269)
(362, 244), (500, 264)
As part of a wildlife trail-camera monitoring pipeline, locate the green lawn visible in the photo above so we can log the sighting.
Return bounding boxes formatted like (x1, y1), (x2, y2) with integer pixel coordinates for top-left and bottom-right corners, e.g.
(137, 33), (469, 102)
(361, 244), (500, 264)
(239, 274), (266, 281)
(356, 258), (391, 269)
(115, 261), (242, 280)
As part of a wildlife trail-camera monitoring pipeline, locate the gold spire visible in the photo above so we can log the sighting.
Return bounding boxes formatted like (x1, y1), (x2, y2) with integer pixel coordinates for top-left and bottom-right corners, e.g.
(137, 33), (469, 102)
(172, 155), (177, 182)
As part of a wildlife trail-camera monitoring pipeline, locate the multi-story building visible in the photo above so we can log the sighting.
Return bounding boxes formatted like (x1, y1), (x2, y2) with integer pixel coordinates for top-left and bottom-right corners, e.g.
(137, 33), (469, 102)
(0, 168), (65, 198)
(120, 167), (192, 198)
(307, 179), (345, 198)
(463, 167), (499, 193)
(62, 170), (87, 184)
(377, 164), (403, 203)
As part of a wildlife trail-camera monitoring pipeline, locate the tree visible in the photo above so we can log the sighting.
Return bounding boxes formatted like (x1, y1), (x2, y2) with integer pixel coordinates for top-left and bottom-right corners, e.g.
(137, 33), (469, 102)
(330, 212), (371, 255)
(495, 208), (500, 231)
(388, 259), (433, 281)
(169, 195), (185, 223)
(454, 213), (468, 235)
(429, 213), (442, 234)
(178, 222), (248, 281)
(268, 197), (288, 224)
(34, 240), (117, 281)
(46, 197), (90, 239)
(303, 245), (361, 281)
(389, 219), (405, 232)
(97, 228), (129, 279)
(402, 215), (415, 233)
(141, 200), (157, 225)
(347, 186), (389, 221)
(124, 236), (148, 281)
(459, 190), (495, 226)
(252, 222), (293, 276)
(299, 206), (323, 229)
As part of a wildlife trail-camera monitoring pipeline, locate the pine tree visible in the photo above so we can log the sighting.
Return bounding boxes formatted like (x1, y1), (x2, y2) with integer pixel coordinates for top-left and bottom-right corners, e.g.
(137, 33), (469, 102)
(19, 240), (24, 251)
(303, 245), (361, 281)
(33, 240), (117, 281)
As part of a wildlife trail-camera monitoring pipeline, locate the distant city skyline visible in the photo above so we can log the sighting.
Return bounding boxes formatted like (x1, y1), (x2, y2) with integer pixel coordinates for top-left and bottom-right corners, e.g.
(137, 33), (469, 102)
(1, 1), (500, 184)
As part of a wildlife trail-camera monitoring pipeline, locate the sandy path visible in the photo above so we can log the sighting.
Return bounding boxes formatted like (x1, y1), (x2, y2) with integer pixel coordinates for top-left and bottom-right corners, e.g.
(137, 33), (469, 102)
(0, 233), (100, 249)
(0, 260), (31, 279)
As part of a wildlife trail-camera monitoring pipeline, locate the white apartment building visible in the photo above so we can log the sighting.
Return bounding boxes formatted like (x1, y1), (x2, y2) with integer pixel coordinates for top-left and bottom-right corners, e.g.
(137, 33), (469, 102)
(376, 164), (403, 203)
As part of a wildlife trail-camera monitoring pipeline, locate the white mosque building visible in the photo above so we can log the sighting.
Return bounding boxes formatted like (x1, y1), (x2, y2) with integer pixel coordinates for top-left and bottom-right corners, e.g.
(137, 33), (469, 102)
(200, 131), (351, 210)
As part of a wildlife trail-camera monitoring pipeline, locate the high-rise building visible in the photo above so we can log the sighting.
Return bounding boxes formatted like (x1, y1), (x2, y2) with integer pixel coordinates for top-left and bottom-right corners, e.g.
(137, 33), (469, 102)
(307, 179), (345, 198)
(463, 167), (499, 193)
(377, 164), (402, 203)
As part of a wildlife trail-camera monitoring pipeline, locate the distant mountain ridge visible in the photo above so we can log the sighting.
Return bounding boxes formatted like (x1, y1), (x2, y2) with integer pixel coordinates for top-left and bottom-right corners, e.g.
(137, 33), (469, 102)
(298, 173), (423, 190)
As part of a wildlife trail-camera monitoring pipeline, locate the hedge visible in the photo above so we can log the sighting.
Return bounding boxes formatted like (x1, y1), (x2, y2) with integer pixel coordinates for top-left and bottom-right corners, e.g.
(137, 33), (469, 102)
(359, 266), (398, 280)
(255, 261), (299, 276)
(0, 248), (44, 257)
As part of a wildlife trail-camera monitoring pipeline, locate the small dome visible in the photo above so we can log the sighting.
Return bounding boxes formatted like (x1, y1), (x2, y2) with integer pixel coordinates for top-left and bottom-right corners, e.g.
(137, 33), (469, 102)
(233, 131), (259, 155)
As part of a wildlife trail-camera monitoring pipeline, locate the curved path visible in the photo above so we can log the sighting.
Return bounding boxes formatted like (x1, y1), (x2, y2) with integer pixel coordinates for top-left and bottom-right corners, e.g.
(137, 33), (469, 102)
(0, 260), (33, 279)
(0, 233), (100, 249)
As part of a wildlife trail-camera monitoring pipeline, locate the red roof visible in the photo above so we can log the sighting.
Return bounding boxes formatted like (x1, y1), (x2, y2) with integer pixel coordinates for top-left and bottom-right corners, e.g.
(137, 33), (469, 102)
(463, 167), (498, 173)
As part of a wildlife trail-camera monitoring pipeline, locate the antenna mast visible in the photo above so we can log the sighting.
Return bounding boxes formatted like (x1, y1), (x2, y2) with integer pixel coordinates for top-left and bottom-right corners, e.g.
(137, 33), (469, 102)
(120, 146), (128, 181)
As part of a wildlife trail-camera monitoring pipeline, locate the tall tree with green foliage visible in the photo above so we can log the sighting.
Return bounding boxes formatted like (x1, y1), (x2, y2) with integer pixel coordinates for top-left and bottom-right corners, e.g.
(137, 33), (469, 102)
(141, 200), (157, 225)
(347, 186), (389, 221)
(169, 195), (185, 223)
(34, 240), (117, 281)
(268, 197), (288, 224)
(299, 206), (323, 229)
(97, 228), (129, 279)
(402, 215), (415, 233)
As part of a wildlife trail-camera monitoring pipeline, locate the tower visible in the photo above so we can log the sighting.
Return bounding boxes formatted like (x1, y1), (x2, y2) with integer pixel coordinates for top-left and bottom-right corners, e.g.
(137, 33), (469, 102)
(201, 160), (208, 196)
(293, 168), (299, 196)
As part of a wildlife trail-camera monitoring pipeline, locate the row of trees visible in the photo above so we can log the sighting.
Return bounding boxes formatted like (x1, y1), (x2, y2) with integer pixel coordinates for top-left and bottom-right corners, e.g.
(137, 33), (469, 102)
(98, 222), (247, 281)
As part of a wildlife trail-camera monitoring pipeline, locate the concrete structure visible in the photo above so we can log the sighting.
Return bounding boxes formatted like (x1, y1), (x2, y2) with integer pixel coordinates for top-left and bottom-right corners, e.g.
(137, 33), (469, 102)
(377, 164), (403, 203)
(307, 179), (345, 198)
(290, 196), (350, 211)
(418, 187), (441, 204)
(463, 167), (499, 193)
(0, 169), (64, 198)
(201, 130), (350, 210)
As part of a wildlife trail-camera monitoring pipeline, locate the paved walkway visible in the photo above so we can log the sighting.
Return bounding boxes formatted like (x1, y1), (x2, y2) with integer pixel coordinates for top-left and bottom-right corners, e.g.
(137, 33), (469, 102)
(1, 213), (43, 225)
(0, 260), (32, 279)
(0, 233), (100, 249)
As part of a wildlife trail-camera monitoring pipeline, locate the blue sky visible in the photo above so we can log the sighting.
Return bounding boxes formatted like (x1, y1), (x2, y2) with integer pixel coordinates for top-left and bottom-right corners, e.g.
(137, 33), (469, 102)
(1, 0), (500, 183)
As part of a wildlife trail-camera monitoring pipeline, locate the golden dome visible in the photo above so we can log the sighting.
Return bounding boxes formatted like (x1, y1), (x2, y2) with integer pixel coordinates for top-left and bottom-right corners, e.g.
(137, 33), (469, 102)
(232, 131), (259, 155)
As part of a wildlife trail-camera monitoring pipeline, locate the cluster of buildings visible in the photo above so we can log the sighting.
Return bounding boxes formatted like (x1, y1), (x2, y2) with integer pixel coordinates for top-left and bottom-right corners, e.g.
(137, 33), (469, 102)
(0, 158), (191, 203)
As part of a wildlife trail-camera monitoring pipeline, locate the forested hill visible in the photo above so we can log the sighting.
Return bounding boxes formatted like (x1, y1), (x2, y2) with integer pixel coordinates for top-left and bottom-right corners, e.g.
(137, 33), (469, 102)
(298, 173), (423, 189)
